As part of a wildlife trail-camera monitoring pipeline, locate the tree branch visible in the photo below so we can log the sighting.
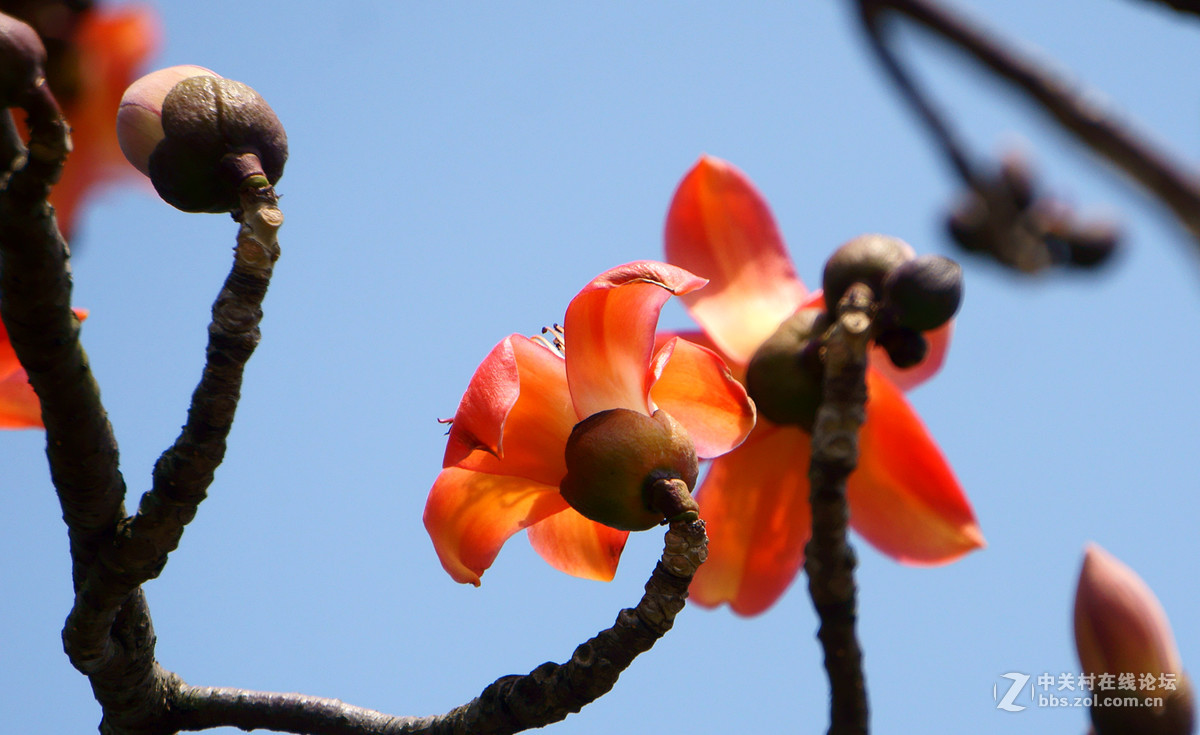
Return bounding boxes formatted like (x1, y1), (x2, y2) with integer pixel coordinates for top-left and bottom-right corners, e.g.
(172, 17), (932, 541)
(62, 184), (283, 734)
(0, 70), (129, 592)
(806, 282), (873, 735)
(157, 518), (706, 735)
(860, 0), (1200, 247)
(1132, 0), (1200, 18)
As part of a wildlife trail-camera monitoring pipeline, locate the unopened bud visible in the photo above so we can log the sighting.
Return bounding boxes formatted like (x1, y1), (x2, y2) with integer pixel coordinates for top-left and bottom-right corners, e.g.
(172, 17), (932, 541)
(118, 67), (287, 212)
(560, 408), (699, 531)
(1075, 544), (1194, 735)
(881, 254), (963, 332)
(745, 307), (827, 431)
(875, 326), (928, 369)
(823, 234), (915, 308)
(0, 12), (46, 104)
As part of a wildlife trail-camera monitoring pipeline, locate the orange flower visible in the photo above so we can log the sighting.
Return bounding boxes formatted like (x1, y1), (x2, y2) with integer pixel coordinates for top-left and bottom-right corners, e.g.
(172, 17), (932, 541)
(32, 5), (159, 237)
(424, 262), (755, 586)
(0, 308), (87, 429)
(663, 156), (983, 615)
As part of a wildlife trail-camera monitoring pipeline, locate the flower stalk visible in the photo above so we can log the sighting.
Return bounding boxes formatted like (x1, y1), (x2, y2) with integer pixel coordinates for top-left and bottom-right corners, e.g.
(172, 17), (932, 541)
(806, 281), (874, 735)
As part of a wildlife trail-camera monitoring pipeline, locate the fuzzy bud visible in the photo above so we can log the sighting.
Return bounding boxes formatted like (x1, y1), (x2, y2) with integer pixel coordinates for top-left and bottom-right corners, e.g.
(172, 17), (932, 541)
(560, 408), (699, 531)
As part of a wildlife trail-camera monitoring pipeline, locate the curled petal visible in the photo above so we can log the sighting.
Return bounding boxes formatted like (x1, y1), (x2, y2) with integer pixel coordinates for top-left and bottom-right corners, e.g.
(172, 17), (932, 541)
(649, 337), (755, 458)
(847, 370), (984, 563)
(0, 371), (43, 429)
(689, 424), (812, 616)
(664, 156), (808, 366)
(526, 506), (629, 582)
(423, 467), (567, 586)
(564, 261), (706, 419)
(443, 336), (575, 487)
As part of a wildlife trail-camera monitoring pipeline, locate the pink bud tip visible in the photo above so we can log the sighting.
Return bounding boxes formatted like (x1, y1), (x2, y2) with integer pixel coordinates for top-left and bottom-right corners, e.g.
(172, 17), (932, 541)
(117, 65), (218, 176)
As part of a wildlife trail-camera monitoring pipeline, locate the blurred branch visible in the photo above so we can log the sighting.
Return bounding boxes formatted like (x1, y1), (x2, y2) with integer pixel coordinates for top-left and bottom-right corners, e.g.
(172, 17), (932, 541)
(163, 519), (707, 735)
(806, 282), (872, 735)
(1133, 0), (1200, 17)
(859, 0), (1200, 261)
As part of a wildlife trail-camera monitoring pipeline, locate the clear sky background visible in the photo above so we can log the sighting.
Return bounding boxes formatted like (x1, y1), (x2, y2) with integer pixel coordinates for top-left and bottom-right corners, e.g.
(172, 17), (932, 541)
(4, 1), (1199, 733)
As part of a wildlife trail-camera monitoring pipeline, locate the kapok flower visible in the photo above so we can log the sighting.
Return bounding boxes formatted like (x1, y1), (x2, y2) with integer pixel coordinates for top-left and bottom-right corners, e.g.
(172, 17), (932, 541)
(42, 6), (159, 237)
(0, 308), (88, 429)
(424, 261), (755, 586)
(1074, 544), (1194, 735)
(663, 155), (983, 616)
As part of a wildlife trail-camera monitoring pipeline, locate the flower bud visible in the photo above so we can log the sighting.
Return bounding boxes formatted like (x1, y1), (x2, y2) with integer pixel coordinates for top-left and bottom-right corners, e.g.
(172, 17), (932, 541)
(117, 65), (217, 176)
(560, 408), (699, 531)
(745, 307), (827, 431)
(1075, 544), (1194, 735)
(1065, 221), (1120, 268)
(881, 254), (963, 332)
(822, 234), (916, 308)
(875, 326), (927, 369)
(0, 12), (46, 104)
(117, 67), (287, 212)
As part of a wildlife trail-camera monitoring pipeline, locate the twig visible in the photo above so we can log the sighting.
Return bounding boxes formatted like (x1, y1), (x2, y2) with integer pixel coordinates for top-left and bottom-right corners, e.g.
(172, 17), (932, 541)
(162, 519), (707, 735)
(860, 0), (1200, 244)
(805, 282), (873, 735)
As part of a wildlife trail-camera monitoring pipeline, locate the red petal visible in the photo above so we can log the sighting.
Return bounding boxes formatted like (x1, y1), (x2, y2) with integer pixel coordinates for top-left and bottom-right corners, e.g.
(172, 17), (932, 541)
(526, 507), (630, 582)
(564, 261), (706, 419)
(423, 467), (567, 586)
(847, 370), (984, 563)
(689, 423), (813, 616)
(0, 320), (18, 380)
(664, 156), (808, 366)
(648, 337), (755, 458)
(0, 371), (43, 429)
(445, 336), (575, 488)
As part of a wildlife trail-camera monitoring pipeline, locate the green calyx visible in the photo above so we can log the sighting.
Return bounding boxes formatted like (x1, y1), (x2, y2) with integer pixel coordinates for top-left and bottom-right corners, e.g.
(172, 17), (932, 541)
(560, 408), (699, 532)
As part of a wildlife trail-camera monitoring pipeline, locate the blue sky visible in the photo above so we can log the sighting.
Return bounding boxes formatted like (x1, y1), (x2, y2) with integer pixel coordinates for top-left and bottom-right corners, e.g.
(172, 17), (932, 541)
(4, 1), (1199, 733)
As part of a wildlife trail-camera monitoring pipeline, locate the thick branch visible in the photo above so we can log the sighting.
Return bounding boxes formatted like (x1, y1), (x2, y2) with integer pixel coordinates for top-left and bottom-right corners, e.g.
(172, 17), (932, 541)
(861, 0), (1200, 243)
(156, 519), (707, 735)
(63, 185), (282, 735)
(805, 282), (872, 735)
(0, 76), (128, 591)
